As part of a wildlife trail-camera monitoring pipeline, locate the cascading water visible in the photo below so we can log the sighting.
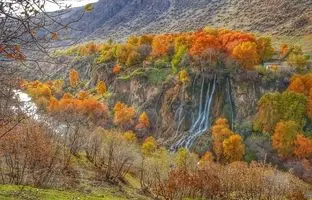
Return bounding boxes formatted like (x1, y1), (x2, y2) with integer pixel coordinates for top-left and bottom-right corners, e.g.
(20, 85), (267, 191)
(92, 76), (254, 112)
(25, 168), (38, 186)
(170, 75), (217, 150)
(226, 77), (235, 130)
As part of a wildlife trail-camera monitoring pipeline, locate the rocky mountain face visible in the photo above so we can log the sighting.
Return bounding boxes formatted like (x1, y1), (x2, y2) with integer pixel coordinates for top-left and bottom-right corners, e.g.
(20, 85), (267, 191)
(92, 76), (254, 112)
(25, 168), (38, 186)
(63, 0), (312, 41)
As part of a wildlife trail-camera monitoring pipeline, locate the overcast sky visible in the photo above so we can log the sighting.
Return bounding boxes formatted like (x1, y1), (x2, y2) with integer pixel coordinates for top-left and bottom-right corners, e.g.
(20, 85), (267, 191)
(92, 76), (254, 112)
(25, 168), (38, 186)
(45, 0), (99, 12)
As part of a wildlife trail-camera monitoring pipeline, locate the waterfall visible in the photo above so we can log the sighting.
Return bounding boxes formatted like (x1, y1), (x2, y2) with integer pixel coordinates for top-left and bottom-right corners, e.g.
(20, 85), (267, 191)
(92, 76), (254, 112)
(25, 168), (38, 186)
(170, 75), (217, 150)
(226, 77), (235, 130)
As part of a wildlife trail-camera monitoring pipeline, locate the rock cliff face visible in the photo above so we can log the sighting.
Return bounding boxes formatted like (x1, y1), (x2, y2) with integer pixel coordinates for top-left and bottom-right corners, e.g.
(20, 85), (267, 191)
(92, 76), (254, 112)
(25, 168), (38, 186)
(63, 0), (312, 42)
(90, 70), (287, 146)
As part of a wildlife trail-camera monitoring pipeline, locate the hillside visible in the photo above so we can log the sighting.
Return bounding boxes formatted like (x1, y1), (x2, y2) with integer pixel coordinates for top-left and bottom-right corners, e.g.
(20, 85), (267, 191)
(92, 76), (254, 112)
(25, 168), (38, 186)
(63, 0), (312, 41)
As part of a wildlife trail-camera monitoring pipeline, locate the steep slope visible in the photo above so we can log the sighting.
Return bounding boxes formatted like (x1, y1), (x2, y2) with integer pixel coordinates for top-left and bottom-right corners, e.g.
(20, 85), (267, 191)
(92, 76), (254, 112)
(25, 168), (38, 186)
(64, 0), (312, 41)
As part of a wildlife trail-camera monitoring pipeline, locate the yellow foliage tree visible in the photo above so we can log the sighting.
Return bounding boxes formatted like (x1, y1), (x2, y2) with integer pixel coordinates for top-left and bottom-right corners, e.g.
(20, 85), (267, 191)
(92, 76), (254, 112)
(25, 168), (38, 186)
(256, 37), (274, 63)
(52, 79), (64, 94)
(222, 134), (245, 163)
(142, 136), (157, 156)
(287, 53), (308, 70)
(178, 69), (189, 84)
(211, 118), (233, 162)
(123, 131), (137, 142)
(96, 80), (107, 96)
(232, 41), (259, 70)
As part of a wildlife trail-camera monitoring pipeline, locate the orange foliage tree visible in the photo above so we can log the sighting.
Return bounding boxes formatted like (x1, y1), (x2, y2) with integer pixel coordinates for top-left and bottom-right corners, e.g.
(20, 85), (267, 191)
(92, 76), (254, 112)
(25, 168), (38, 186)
(212, 118), (245, 163)
(48, 93), (107, 120)
(198, 151), (214, 167)
(189, 31), (221, 57)
(294, 134), (312, 159)
(151, 34), (175, 57)
(77, 91), (89, 100)
(69, 69), (79, 88)
(280, 44), (289, 57)
(272, 120), (301, 157)
(113, 101), (136, 127)
(288, 77), (306, 95)
(112, 64), (121, 74)
(136, 112), (150, 129)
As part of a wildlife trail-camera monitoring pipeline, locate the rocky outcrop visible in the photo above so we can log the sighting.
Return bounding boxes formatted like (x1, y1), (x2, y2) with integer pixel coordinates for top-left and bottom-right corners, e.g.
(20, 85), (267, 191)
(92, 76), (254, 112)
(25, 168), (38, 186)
(103, 71), (287, 145)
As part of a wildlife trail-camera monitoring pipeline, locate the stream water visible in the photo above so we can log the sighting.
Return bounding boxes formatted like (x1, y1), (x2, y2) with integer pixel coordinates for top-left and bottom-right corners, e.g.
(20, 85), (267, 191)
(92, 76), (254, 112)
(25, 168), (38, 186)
(13, 90), (66, 133)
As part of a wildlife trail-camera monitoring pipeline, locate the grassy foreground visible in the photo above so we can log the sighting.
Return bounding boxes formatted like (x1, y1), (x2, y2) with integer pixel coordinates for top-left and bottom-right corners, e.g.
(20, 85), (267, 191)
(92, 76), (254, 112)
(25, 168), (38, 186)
(0, 184), (148, 200)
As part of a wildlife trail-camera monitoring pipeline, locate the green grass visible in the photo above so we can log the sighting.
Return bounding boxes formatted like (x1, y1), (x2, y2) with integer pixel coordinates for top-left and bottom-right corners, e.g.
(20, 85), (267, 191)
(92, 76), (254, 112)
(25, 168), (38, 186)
(0, 185), (131, 200)
(147, 68), (170, 85)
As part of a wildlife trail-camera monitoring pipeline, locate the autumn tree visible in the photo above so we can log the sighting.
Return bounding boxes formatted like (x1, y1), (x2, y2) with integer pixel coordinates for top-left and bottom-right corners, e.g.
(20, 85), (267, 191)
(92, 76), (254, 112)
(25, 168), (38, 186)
(151, 34), (175, 58)
(113, 102), (136, 127)
(138, 35), (154, 46)
(116, 44), (136, 65)
(287, 53), (309, 70)
(232, 41), (259, 70)
(112, 64), (121, 74)
(254, 91), (307, 133)
(140, 136), (157, 188)
(272, 120), (301, 157)
(189, 31), (221, 57)
(52, 79), (64, 95)
(48, 97), (60, 113)
(123, 131), (137, 143)
(77, 91), (89, 100)
(172, 45), (188, 73)
(96, 80), (107, 96)
(288, 77), (306, 94)
(222, 134), (245, 162)
(256, 37), (274, 63)
(142, 136), (157, 156)
(86, 128), (139, 181)
(294, 134), (312, 159)
(47, 93), (107, 122)
(211, 118), (234, 162)
(279, 44), (289, 58)
(198, 151), (214, 168)
(69, 69), (79, 88)
(175, 148), (199, 171)
(218, 30), (256, 53)
(178, 69), (190, 84)
(136, 112), (150, 129)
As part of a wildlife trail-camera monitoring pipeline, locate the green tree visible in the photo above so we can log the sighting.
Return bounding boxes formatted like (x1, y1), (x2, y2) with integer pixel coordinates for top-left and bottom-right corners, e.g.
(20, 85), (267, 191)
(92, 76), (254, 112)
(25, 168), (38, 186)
(254, 91), (307, 133)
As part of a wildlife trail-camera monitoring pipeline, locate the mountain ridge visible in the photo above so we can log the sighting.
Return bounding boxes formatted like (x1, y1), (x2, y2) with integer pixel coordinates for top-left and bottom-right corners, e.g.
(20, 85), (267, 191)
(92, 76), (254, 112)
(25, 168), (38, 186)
(63, 0), (312, 41)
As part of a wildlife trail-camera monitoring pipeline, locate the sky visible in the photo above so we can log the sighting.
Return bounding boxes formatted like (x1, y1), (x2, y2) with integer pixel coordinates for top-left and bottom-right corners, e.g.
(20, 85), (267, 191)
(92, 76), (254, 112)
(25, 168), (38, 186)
(45, 0), (99, 12)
